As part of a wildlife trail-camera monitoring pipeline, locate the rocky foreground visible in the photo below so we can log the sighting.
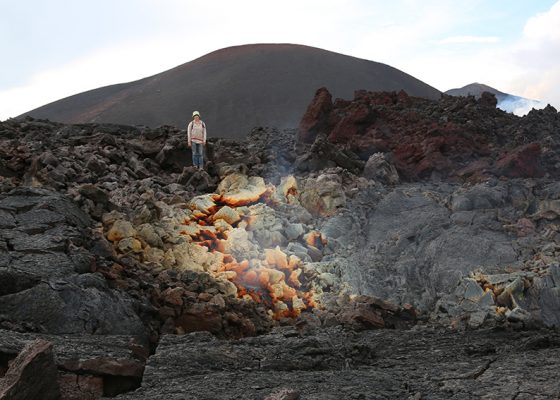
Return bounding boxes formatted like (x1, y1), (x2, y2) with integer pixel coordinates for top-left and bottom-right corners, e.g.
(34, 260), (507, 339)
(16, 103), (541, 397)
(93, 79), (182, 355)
(1, 90), (560, 399)
(117, 327), (560, 400)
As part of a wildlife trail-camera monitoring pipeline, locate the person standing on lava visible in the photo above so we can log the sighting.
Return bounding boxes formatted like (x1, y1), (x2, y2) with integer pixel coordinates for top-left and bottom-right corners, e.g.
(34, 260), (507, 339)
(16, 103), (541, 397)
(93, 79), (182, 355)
(187, 110), (207, 170)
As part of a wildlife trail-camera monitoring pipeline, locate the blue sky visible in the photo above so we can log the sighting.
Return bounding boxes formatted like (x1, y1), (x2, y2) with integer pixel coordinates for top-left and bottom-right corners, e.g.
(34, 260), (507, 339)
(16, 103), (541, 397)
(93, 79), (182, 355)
(1, 0), (559, 120)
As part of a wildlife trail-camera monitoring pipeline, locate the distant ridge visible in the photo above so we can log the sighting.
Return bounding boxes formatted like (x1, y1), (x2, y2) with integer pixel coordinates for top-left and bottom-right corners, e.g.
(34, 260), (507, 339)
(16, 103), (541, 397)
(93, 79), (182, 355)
(445, 82), (508, 100)
(445, 82), (543, 116)
(20, 43), (442, 138)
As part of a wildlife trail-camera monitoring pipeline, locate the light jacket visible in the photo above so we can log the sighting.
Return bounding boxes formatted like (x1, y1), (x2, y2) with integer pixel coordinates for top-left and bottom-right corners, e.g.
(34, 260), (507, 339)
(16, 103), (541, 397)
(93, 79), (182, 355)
(188, 120), (207, 144)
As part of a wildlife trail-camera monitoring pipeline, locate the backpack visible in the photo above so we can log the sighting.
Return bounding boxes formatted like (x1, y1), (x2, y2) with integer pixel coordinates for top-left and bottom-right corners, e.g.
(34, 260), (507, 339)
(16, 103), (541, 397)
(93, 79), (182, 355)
(189, 120), (205, 130)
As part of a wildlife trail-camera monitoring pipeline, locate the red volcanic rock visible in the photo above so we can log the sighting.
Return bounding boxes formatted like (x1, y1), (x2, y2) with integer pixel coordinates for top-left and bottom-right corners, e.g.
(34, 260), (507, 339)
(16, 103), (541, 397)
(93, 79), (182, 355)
(393, 134), (477, 180)
(329, 102), (374, 143)
(329, 115), (360, 143)
(175, 303), (224, 334)
(58, 374), (103, 400)
(337, 304), (385, 330)
(397, 89), (411, 105)
(298, 87), (333, 143)
(495, 143), (543, 178)
(161, 287), (185, 306)
(296, 87), (557, 181)
(456, 158), (493, 181)
(0, 340), (60, 400)
(59, 356), (144, 379)
(300, 88), (477, 179)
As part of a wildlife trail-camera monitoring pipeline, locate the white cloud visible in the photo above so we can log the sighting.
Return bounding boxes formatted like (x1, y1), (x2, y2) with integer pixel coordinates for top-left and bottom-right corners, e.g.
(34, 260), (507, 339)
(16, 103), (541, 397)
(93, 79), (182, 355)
(523, 2), (560, 41)
(401, 1), (560, 110)
(0, 37), (197, 120)
(438, 36), (501, 45)
(508, 1), (560, 107)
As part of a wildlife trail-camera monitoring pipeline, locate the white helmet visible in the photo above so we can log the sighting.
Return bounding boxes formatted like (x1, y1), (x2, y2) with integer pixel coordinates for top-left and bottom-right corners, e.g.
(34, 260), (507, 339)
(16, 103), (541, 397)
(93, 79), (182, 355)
(192, 110), (200, 118)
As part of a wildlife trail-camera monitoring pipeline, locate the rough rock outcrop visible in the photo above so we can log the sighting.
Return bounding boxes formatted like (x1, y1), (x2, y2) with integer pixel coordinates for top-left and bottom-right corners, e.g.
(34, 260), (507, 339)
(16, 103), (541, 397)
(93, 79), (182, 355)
(2, 90), (560, 399)
(297, 87), (333, 144)
(0, 339), (60, 400)
(116, 327), (560, 400)
(0, 329), (148, 399)
(320, 178), (560, 328)
(298, 88), (560, 181)
(0, 188), (146, 338)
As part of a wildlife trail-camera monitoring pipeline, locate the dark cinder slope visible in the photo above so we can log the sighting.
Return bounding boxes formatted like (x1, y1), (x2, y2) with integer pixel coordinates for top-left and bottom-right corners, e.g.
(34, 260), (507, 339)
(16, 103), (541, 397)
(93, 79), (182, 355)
(21, 43), (441, 139)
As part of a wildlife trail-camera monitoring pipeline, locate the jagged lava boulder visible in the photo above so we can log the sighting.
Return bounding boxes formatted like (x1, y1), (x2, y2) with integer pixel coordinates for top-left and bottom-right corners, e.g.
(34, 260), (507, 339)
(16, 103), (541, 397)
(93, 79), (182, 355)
(298, 88), (559, 181)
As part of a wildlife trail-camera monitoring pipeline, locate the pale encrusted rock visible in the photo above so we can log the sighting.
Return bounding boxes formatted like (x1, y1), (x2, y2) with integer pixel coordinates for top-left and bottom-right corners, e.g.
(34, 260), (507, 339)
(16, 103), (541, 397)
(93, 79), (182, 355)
(299, 174), (346, 216)
(219, 174), (269, 206)
(363, 152), (400, 185)
(188, 194), (218, 215)
(137, 224), (164, 248)
(107, 220), (137, 242)
(212, 205), (241, 225)
(117, 237), (143, 253)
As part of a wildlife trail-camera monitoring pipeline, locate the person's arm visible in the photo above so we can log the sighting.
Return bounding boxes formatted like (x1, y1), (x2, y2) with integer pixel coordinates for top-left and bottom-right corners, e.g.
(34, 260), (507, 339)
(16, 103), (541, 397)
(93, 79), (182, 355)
(187, 121), (192, 147)
(203, 122), (207, 144)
